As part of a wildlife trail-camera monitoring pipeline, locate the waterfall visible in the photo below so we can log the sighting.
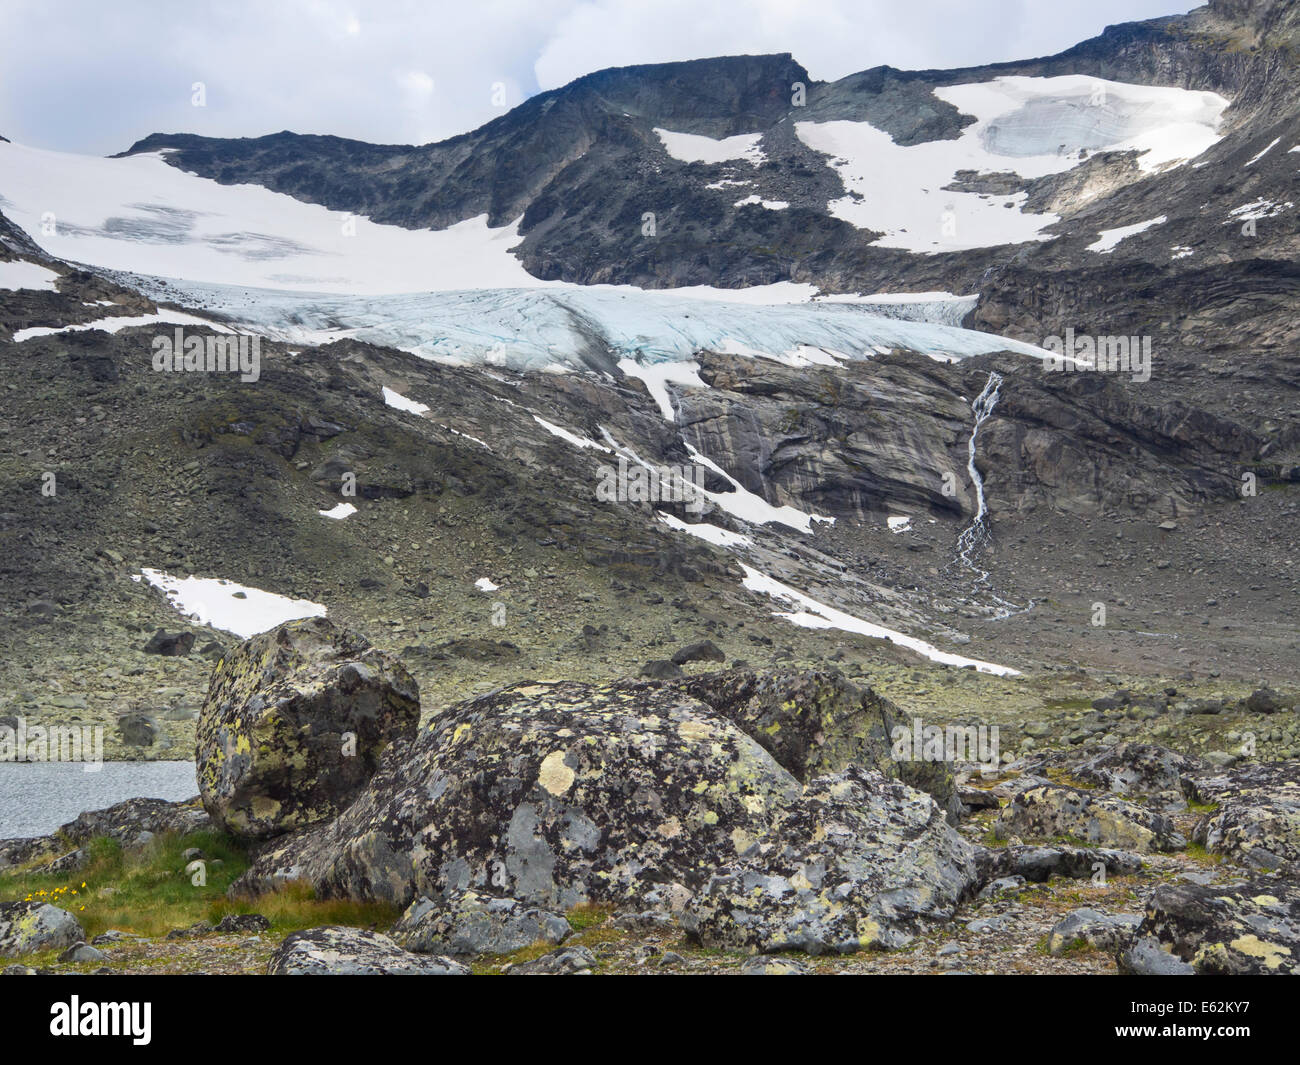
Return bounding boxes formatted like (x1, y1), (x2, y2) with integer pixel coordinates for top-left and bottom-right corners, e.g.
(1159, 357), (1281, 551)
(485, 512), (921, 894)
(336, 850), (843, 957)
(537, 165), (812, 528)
(951, 371), (1027, 618)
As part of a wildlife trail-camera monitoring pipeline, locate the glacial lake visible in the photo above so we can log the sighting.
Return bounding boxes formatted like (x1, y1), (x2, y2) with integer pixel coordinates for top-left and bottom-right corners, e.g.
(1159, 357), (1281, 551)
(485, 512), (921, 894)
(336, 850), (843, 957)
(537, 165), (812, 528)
(0, 761), (197, 838)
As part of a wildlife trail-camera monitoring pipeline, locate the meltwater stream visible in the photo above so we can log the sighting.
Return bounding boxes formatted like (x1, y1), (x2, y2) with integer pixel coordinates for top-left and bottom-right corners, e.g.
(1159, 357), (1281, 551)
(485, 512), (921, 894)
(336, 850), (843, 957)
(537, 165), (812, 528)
(951, 371), (1029, 619)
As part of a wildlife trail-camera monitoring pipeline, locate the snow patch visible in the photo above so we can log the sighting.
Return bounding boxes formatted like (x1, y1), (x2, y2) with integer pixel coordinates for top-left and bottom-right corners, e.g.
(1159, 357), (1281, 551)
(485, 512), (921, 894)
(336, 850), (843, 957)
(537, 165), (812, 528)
(381, 386), (430, 415)
(132, 568), (326, 638)
(654, 128), (764, 166)
(617, 358), (705, 421)
(0, 259), (59, 292)
(734, 195), (788, 210)
(1087, 215), (1167, 253)
(1245, 138), (1281, 166)
(740, 565), (1019, 676)
(12, 309), (231, 343)
(796, 75), (1226, 253)
(657, 511), (752, 547)
(534, 415), (611, 452)
(318, 502), (357, 520)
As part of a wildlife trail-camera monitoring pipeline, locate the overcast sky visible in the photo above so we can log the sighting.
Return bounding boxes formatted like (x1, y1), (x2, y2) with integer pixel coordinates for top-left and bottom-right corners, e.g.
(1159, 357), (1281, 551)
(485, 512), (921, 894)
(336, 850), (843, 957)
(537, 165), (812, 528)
(0, 0), (1200, 155)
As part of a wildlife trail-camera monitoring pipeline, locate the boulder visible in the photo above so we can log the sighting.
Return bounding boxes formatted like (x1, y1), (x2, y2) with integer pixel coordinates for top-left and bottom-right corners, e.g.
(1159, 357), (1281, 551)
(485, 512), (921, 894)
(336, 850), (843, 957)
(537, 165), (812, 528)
(1117, 936), (1196, 975)
(1039, 743), (1204, 812)
(392, 891), (570, 956)
(0, 902), (84, 959)
(994, 784), (1185, 853)
(1134, 879), (1300, 974)
(116, 712), (158, 747)
(267, 926), (468, 975)
(741, 954), (811, 975)
(142, 629), (194, 656)
(1243, 686), (1288, 714)
(1045, 908), (1141, 956)
(1183, 762), (1300, 869)
(670, 640), (726, 666)
(195, 617), (419, 841)
(58, 942), (109, 964)
(678, 668), (959, 817)
(60, 797), (209, 850)
(234, 676), (977, 955)
(506, 945), (595, 975)
(975, 844), (1145, 885)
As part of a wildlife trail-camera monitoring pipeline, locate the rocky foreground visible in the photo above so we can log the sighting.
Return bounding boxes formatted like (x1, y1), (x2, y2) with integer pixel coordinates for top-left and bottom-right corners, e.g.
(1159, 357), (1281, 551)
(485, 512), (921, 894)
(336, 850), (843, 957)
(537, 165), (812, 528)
(2, 617), (1297, 975)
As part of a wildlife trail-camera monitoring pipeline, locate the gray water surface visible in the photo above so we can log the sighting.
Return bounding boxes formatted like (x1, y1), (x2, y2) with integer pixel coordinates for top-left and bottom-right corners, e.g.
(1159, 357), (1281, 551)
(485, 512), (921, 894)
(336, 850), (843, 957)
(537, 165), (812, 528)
(0, 761), (197, 839)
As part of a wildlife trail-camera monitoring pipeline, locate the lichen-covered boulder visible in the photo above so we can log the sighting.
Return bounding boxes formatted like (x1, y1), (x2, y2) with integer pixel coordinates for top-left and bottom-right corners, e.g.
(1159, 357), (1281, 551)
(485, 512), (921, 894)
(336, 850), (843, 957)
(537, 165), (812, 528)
(392, 890), (570, 956)
(0, 902), (84, 959)
(196, 617), (419, 841)
(1183, 761), (1300, 869)
(994, 783), (1185, 853)
(1134, 879), (1300, 974)
(974, 843), (1145, 886)
(680, 766), (975, 953)
(1044, 908), (1141, 956)
(267, 926), (467, 975)
(677, 668), (959, 818)
(234, 677), (978, 954)
(1029, 743), (1204, 813)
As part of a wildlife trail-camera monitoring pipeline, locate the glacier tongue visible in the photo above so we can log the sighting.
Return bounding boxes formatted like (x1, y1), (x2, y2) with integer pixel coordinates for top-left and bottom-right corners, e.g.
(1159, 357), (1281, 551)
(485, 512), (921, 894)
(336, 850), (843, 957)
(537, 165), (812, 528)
(110, 275), (1051, 373)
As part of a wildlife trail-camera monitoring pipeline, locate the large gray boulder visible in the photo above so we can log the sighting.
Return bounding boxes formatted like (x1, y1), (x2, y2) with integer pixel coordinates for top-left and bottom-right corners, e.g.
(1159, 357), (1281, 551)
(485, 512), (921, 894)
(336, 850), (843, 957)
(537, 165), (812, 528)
(267, 926), (467, 975)
(196, 617), (419, 841)
(677, 668), (960, 818)
(0, 902), (84, 959)
(392, 891), (570, 956)
(234, 676), (977, 954)
(994, 783), (1185, 853)
(1182, 761), (1300, 869)
(1133, 878), (1300, 975)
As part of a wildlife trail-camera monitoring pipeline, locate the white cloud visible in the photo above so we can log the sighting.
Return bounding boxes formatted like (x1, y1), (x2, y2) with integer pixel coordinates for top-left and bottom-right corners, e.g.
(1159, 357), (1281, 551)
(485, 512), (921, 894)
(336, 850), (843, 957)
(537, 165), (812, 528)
(0, 0), (1199, 155)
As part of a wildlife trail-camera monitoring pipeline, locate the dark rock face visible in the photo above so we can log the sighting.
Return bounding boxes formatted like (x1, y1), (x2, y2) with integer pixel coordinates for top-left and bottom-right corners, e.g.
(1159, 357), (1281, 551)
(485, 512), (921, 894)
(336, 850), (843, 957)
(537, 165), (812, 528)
(235, 675), (976, 953)
(267, 926), (468, 975)
(1134, 879), (1300, 974)
(195, 617), (420, 841)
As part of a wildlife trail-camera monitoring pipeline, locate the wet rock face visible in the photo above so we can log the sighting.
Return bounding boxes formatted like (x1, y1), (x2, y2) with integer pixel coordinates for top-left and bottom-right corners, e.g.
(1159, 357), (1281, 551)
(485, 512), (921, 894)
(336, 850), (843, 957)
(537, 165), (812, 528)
(195, 617), (419, 841)
(1135, 879), (1300, 975)
(994, 783), (1186, 852)
(235, 675), (977, 953)
(267, 926), (468, 975)
(0, 902), (84, 959)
